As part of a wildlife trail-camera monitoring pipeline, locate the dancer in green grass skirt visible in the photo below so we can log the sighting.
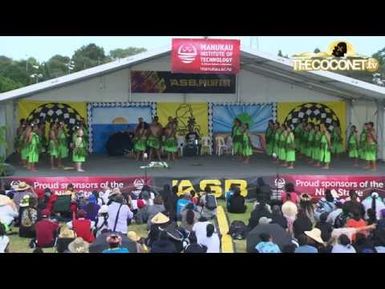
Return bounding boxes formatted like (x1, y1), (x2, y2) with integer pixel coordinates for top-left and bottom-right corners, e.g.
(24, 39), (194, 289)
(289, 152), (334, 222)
(232, 118), (243, 157)
(347, 125), (359, 166)
(359, 123), (368, 165)
(294, 121), (303, 153)
(285, 125), (296, 169)
(319, 124), (331, 169)
(27, 124), (40, 171)
(20, 125), (31, 167)
(312, 125), (321, 167)
(241, 123), (253, 164)
(147, 116), (163, 161)
(278, 124), (287, 166)
(73, 127), (87, 172)
(48, 122), (59, 169)
(133, 121), (147, 161)
(57, 121), (69, 168)
(15, 119), (27, 164)
(301, 123), (309, 157)
(272, 122), (281, 161)
(163, 117), (178, 161)
(365, 122), (377, 171)
(331, 126), (344, 155)
(306, 123), (315, 163)
(265, 120), (274, 157)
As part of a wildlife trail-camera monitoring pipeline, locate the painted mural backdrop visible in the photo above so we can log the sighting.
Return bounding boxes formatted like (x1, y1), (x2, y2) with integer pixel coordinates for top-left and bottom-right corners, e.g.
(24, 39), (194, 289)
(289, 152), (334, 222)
(157, 102), (208, 137)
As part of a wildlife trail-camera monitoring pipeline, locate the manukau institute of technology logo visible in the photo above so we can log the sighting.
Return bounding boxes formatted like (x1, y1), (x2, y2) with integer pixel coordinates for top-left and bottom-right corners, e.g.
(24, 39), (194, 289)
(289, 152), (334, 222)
(177, 44), (198, 64)
(292, 41), (379, 72)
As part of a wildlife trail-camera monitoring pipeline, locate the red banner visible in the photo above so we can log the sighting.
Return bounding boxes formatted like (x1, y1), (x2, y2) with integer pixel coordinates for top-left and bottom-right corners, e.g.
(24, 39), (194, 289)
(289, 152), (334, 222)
(3, 176), (152, 197)
(171, 38), (240, 74)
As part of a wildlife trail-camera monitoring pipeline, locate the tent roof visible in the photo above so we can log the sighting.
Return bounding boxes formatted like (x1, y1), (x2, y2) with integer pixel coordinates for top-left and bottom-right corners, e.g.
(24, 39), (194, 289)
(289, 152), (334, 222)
(1, 45), (385, 102)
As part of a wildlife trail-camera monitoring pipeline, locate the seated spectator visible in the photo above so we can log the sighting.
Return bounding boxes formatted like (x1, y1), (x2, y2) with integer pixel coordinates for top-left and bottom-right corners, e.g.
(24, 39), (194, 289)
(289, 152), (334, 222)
(0, 223), (10, 253)
(326, 200), (343, 225)
(19, 197), (38, 238)
(353, 233), (375, 253)
(89, 230), (137, 253)
(0, 195), (18, 229)
(346, 210), (367, 241)
(184, 231), (207, 253)
(361, 191), (385, 220)
(107, 195), (133, 234)
(180, 203), (200, 233)
(176, 192), (192, 218)
(81, 194), (100, 222)
(12, 182), (37, 209)
(197, 223), (220, 253)
(150, 231), (177, 253)
(294, 234), (318, 253)
(343, 190), (365, 218)
(225, 184), (237, 209)
(374, 229), (385, 253)
(228, 188), (247, 214)
(17, 195), (30, 227)
(68, 237), (90, 253)
(271, 205), (288, 229)
(255, 233), (281, 253)
(56, 225), (76, 253)
(293, 209), (313, 240)
(192, 216), (211, 245)
(282, 243), (297, 253)
(127, 231), (148, 253)
(332, 234), (356, 253)
(146, 212), (171, 248)
(315, 213), (333, 243)
(304, 228), (325, 252)
(314, 189), (337, 221)
(37, 189), (52, 211)
(281, 183), (299, 204)
(190, 191), (199, 206)
(94, 205), (109, 237)
(67, 209), (95, 243)
(102, 234), (129, 253)
(34, 209), (59, 248)
(247, 201), (272, 231)
(145, 195), (166, 229)
(199, 186), (217, 220)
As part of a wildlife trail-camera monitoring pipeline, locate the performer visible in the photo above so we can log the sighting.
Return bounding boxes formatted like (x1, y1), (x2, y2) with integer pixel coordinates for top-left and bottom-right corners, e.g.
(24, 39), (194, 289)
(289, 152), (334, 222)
(331, 125), (344, 156)
(15, 119), (26, 164)
(37, 122), (47, 154)
(27, 124), (40, 171)
(293, 121), (303, 154)
(265, 120), (274, 157)
(366, 122), (377, 170)
(306, 123), (315, 163)
(163, 117), (178, 161)
(319, 124), (331, 169)
(359, 123), (368, 167)
(272, 122), (281, 162)
(240, 123), (252, 164)
(285, 125), (295, 169)
(57, 121), (69, 168)
(72, 126), (87, 172)
(48, 122), (59, 169)
(300, 122), (309, 157)
(133, 121), (147, 161)
(278, 124), (287, 166)
(312, 125), (321, 167)
(147, 116), (163, 161)
(20, 124), (31, 167)
(231, 118), (243, 157)
(347, 125), (359, 167)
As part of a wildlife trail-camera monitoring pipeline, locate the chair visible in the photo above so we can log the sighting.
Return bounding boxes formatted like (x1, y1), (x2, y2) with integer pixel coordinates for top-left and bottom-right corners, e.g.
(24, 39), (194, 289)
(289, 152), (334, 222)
(177, 136), (185, 157)
(225, 136), (234, 156)
(215, 136), (227, 156)
(201, 136), (212, 156)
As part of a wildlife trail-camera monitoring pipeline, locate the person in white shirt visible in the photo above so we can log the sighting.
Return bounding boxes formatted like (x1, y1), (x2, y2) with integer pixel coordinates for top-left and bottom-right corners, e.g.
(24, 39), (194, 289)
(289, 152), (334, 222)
(332, 234), (356, 253)
(0, 197), (18, 227)
(192, 217), (211, 245)
(107, 195), (133, 234)
(326, 201), (344, 225)
(197, 223), (220, 253)
(361, 192), (385, 220)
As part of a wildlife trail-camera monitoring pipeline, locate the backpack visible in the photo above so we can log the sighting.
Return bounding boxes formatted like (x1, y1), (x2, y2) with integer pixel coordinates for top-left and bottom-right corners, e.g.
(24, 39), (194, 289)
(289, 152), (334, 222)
(205, 194), (217, 211)
(228, 220), (247, 240)
(334, 212), (347, 228)
(21, 208), (34, 227)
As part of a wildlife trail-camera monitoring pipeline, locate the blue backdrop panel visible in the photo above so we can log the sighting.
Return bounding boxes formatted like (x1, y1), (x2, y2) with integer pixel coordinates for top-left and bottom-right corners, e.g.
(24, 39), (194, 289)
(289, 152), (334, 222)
(213, 104), (273, 133)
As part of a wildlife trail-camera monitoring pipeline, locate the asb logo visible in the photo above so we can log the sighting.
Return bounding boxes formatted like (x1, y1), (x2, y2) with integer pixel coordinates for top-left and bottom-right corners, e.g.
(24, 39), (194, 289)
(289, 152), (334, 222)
(133, 178), (145, 190)
(177, 44), (198, 64)
(274, 177), (286, 190)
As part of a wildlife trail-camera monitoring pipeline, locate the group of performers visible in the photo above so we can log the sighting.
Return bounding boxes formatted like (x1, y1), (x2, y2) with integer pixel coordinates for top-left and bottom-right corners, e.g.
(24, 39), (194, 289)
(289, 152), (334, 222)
(15, 119), (88, 172)
(265, 119), (377, 170)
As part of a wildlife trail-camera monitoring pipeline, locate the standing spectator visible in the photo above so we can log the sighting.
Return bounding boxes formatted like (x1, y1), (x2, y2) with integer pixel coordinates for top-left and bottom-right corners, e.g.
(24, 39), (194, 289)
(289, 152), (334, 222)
(56, 225), (76, 253)
(281, 183), (299, 204)
(184, 231), (207, 253)
(176, 192), (192, 217)
(299, 193), (315, 224)
(361, 192), (385, 220)
(294, 234), (318, 253)
(180, 203), (199, 233)
(102, 234), (129, 253)
(67, 209), (95, 243)
(34, 209), (59, 248)
(228, 188), (247, 214)
(68, 237), (90, 253)
(94, 205), (109, 237)
(198, 223), (220, 253)
(315, 213), (333, 243)
(192, 216), (211, 245)
(19, 197), (38, 238)
(0, 223), (10, 253)
(81, 194), (100, 222)
(331, 234), (356, 253)
(107, 195), (133, 234)
(150, 231), (177, 253)
(255, 233), (281, 253)
(271, 205), (288, 229)
(0, 195), (18, 230)
(293, 209), (312, 240)
(281, 200), (298, 235)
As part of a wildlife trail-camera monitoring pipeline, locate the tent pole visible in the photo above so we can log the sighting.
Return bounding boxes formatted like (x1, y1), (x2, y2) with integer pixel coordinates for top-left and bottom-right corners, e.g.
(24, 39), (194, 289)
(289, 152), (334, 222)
(128, 69), (132, 103)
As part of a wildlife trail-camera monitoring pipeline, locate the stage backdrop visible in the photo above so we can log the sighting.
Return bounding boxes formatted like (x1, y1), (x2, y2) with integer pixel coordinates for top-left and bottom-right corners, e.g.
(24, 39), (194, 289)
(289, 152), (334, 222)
(157, 102), (209, 137)
(18, 100), (87, 129)
(211, 103), (275, 151)
(277, 101), (346, 143)
(88, 103), (154, 153)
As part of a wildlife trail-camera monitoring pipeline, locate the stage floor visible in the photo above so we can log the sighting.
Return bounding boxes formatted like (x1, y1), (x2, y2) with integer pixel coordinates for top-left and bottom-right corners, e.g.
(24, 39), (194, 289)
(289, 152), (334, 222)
(7, 153), (385, 177)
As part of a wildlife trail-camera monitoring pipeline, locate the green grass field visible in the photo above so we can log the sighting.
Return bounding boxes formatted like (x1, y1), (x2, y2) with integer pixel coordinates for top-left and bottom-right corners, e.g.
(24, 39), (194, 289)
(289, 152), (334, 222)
(7, 200), (253, 253)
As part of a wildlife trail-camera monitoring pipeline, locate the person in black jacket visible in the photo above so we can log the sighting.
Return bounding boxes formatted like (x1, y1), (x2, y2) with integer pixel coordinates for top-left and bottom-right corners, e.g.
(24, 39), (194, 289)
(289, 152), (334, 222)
(184, 231), (207, 253)
(293, 209), (313, 240)
(254, 177), (272, 204)
(247, 201), (272, 231)
(343, 190), (365, 218)
(228, 188), (247, 214)
(271, 205), (288, 229)
(315, 212), (333, 243)
(151, 231), (177, 253)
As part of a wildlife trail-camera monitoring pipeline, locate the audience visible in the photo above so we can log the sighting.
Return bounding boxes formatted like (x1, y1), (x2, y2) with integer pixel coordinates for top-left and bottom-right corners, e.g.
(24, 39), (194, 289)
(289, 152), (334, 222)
(68, 237), (90, 253)
(34, 209), (59, 248)
(150, 231), (177, 253)
(180, 203), (199, 233)
(102, 234), (129, 253)
(332, 234), (356, 253)
(294, 234), (318, 253)
(107, 194), (133, 234)
(271, 205), (288, 229)
(255, 233), (281, 253)
(176, 192), (192, 217)
(67, 209), (95, 243)
(184, 231), (207, 253)
(293, 209), (312, 240)
(315, 213), (333, 242)
(197, 223), (220, 253)
(56, 225), (76, 253)
(19, 197), (38, 238)
(228, 188), (247, 214)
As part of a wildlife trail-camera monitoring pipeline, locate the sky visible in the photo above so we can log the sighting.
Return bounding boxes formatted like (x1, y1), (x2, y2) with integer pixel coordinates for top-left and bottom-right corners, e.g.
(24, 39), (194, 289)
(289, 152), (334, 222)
(0, 36), (384, 62)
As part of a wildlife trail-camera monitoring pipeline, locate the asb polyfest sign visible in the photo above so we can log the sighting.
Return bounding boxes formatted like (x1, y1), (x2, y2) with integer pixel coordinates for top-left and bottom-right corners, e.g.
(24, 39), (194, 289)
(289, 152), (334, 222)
(171, 38), (240, 74)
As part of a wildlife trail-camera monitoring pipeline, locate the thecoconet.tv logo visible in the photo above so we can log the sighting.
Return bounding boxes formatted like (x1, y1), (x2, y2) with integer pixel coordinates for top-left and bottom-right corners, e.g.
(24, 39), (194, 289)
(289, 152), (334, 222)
(292, 41), (379, 72)
(177, 44), (198, 64)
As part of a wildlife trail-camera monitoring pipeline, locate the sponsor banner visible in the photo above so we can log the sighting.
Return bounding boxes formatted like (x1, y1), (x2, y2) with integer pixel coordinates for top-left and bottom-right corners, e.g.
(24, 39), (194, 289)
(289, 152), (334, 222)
(2, 176), (152, 197)
(131, 71), (235, 94)
(171, 38), (240, 74)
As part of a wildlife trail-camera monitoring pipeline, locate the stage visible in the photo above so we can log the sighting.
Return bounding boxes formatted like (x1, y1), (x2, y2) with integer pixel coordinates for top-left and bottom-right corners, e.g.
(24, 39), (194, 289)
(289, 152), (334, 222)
(7, 153), (385, 178)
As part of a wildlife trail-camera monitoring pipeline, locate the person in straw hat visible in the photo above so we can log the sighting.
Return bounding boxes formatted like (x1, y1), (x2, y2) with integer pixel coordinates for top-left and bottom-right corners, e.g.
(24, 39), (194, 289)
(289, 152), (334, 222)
(146, 212), (170, 248)
(12, 181), (37, 210)
(127, 231), (148, 253)
(56, 225), (76, 253)
(68, 237), (89, 253)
